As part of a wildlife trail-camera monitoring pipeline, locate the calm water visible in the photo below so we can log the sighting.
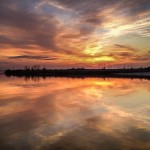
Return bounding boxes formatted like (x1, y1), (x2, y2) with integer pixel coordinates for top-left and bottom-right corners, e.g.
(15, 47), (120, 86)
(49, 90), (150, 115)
(0, 75), (150, 150)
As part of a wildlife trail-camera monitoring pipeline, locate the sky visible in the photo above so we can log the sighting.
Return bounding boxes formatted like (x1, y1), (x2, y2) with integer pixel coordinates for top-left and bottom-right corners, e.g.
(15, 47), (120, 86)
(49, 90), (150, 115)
(0, 0), (150, 69)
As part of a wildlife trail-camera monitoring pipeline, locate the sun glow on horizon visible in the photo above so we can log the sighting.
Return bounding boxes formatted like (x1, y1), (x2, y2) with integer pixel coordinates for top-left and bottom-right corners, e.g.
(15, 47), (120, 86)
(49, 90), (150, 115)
(86, 56), (115, 63)
(84, 45), (103, 56)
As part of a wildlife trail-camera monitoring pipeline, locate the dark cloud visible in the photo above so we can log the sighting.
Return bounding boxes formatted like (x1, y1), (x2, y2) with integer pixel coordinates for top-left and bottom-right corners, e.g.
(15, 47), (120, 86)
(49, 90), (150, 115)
(114, 44), (138, 52)
(54, 0), (150, 16)
(7, 55), (57, 60)
(119, 0), (150, 17)
(54, 0), (117, 12)
(115, 52), (134, 57)
(0, 0), (58, 50)
(0, 35), (36, 49)
(54, 0), (118, 33)
(106, 44), (150, 63)
(132, 52), (150, 62)
(84, 16), (104, 25)
(54, 0), (150, 31)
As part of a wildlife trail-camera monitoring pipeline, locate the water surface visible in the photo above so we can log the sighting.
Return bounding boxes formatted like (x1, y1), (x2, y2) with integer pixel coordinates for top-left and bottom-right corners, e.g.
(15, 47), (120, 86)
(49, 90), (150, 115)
(0, 75), (150, 150)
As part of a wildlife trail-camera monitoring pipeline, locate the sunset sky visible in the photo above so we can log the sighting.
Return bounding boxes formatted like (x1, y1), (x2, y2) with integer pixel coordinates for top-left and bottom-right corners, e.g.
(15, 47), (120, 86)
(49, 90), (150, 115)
(0, 0), (150, 69)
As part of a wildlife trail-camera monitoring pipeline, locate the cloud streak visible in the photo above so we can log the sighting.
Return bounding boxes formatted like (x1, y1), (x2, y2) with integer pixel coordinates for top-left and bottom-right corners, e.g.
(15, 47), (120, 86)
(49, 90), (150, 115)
(7, 55), (57, 60)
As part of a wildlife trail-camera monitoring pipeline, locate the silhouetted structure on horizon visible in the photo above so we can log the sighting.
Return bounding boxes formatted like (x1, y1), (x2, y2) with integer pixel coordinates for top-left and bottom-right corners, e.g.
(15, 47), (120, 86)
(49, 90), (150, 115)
(4, 66), (150, 80)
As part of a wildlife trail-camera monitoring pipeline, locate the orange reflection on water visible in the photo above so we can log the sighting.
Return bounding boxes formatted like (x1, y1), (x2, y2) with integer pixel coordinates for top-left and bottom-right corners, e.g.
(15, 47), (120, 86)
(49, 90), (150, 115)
(0, 75), (150, 149)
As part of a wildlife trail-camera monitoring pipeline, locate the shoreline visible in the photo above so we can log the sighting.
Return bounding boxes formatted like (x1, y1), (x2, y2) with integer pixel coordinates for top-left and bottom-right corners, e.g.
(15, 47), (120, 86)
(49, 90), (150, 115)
(4, 68), (150, 80)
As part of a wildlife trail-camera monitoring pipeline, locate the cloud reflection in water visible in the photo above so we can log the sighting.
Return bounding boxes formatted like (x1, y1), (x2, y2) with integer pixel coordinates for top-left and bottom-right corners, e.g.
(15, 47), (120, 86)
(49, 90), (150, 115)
(0, 76), (150, 150)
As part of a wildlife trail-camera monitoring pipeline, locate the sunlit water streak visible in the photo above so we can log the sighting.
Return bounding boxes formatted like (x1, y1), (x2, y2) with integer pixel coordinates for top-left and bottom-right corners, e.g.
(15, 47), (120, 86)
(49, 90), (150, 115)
(0, 75), (150, 150)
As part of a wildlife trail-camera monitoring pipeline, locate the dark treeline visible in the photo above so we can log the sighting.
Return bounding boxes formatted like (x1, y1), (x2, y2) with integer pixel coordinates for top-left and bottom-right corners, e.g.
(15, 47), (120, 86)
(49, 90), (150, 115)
(4, 66), (150, 80)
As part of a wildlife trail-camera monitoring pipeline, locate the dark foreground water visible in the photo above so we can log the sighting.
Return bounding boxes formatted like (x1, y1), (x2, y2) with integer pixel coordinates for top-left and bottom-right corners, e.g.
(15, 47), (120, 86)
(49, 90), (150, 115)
(0, 75), (150, 150)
